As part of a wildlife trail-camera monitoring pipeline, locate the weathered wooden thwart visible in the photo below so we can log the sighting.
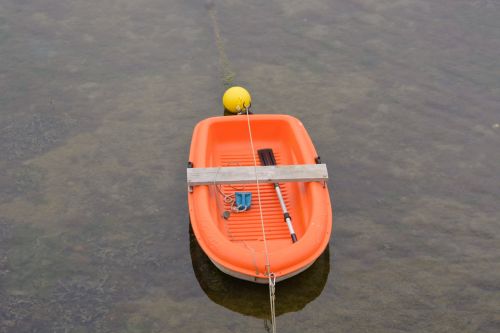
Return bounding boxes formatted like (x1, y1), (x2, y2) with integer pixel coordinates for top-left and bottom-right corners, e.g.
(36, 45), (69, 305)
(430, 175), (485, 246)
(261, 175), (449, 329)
(187, 164), (328, 190)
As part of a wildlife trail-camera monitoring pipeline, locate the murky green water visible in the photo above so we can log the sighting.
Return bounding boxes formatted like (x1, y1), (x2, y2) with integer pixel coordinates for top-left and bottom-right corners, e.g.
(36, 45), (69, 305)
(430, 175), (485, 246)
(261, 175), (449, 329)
(1, 0), (499, 332)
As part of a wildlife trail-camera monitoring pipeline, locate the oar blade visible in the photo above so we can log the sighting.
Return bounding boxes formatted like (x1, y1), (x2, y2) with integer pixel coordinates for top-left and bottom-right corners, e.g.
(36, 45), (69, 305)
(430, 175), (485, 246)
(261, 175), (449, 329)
(258, 148), (276, 166)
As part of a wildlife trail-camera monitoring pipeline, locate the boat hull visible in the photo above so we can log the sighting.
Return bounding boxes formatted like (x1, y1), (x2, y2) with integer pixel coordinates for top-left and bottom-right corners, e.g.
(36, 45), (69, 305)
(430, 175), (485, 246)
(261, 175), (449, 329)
(187, 114), (332, 282)
(208, 249), (324, 284)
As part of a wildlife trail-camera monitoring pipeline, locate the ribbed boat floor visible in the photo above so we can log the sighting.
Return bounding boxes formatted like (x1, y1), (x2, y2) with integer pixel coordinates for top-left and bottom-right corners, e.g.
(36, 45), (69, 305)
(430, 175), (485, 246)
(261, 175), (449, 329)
(217, 152), (293, 242)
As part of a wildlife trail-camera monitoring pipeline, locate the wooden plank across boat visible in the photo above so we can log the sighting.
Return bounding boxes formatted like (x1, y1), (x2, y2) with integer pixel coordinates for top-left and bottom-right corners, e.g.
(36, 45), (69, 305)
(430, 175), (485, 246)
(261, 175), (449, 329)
(187, 114), (333, 283)
(187, 164), (328, 187)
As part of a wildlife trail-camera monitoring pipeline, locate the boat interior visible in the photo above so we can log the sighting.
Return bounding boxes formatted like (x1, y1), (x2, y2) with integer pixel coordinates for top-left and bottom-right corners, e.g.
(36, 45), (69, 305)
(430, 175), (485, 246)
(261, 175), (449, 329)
(201, 117), (318, 252)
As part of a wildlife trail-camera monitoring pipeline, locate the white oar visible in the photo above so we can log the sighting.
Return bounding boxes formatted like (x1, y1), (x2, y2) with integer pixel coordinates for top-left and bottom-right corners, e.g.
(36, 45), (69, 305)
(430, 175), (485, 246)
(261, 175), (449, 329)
(258, 148), (298, 243)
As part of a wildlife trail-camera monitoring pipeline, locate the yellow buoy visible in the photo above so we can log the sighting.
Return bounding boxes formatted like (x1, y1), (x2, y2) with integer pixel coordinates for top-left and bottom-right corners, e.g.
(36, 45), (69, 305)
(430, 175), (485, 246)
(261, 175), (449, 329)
(222, 86), (251, 113)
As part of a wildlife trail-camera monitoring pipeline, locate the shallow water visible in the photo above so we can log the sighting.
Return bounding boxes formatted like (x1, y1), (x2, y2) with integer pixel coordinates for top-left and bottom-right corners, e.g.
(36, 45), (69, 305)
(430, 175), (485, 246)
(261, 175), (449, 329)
(1, 0), (499, 332)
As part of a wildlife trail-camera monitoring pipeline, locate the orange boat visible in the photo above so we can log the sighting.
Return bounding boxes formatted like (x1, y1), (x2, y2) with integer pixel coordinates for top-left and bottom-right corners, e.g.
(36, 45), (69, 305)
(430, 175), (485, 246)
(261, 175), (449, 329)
(187, 114), (332, 283)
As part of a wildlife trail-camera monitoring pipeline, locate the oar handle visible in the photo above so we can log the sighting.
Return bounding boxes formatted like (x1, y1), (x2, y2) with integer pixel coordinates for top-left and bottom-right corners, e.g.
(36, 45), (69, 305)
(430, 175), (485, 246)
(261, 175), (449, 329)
(283, 213), (298, 243)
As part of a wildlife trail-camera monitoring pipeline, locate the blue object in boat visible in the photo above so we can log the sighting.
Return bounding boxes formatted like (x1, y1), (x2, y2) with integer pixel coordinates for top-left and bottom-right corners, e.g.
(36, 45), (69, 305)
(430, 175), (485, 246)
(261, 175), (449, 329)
(235, 192), (252, 211)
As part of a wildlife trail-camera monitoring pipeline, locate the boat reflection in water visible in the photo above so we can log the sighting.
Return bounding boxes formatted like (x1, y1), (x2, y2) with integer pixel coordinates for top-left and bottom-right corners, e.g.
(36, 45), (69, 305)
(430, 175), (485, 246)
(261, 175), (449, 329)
(189, 226), (330, 319)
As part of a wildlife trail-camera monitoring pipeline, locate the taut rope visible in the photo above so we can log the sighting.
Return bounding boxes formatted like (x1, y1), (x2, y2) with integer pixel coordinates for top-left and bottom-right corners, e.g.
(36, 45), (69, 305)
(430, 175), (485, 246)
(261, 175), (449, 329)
(245, 107), (276, 333)
(208, 3), (277, 330)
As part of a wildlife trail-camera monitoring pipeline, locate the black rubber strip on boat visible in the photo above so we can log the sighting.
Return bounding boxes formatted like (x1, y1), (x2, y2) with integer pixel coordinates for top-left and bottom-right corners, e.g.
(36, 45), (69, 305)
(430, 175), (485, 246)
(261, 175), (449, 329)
(258, 149), (276, 166)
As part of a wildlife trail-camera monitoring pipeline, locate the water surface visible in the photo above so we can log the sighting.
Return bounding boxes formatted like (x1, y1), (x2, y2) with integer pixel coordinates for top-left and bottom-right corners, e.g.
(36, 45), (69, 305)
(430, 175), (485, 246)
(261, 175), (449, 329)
(1, 0), (499, 332)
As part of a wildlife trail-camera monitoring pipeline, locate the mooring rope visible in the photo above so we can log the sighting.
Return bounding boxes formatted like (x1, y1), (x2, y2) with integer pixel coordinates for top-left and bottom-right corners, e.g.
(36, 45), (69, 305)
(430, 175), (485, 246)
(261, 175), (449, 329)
(245, 107), (276, 333)
(207, 3), (277, 331)
(207, 5), (235, 88)
(268, 272), (277, 333)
